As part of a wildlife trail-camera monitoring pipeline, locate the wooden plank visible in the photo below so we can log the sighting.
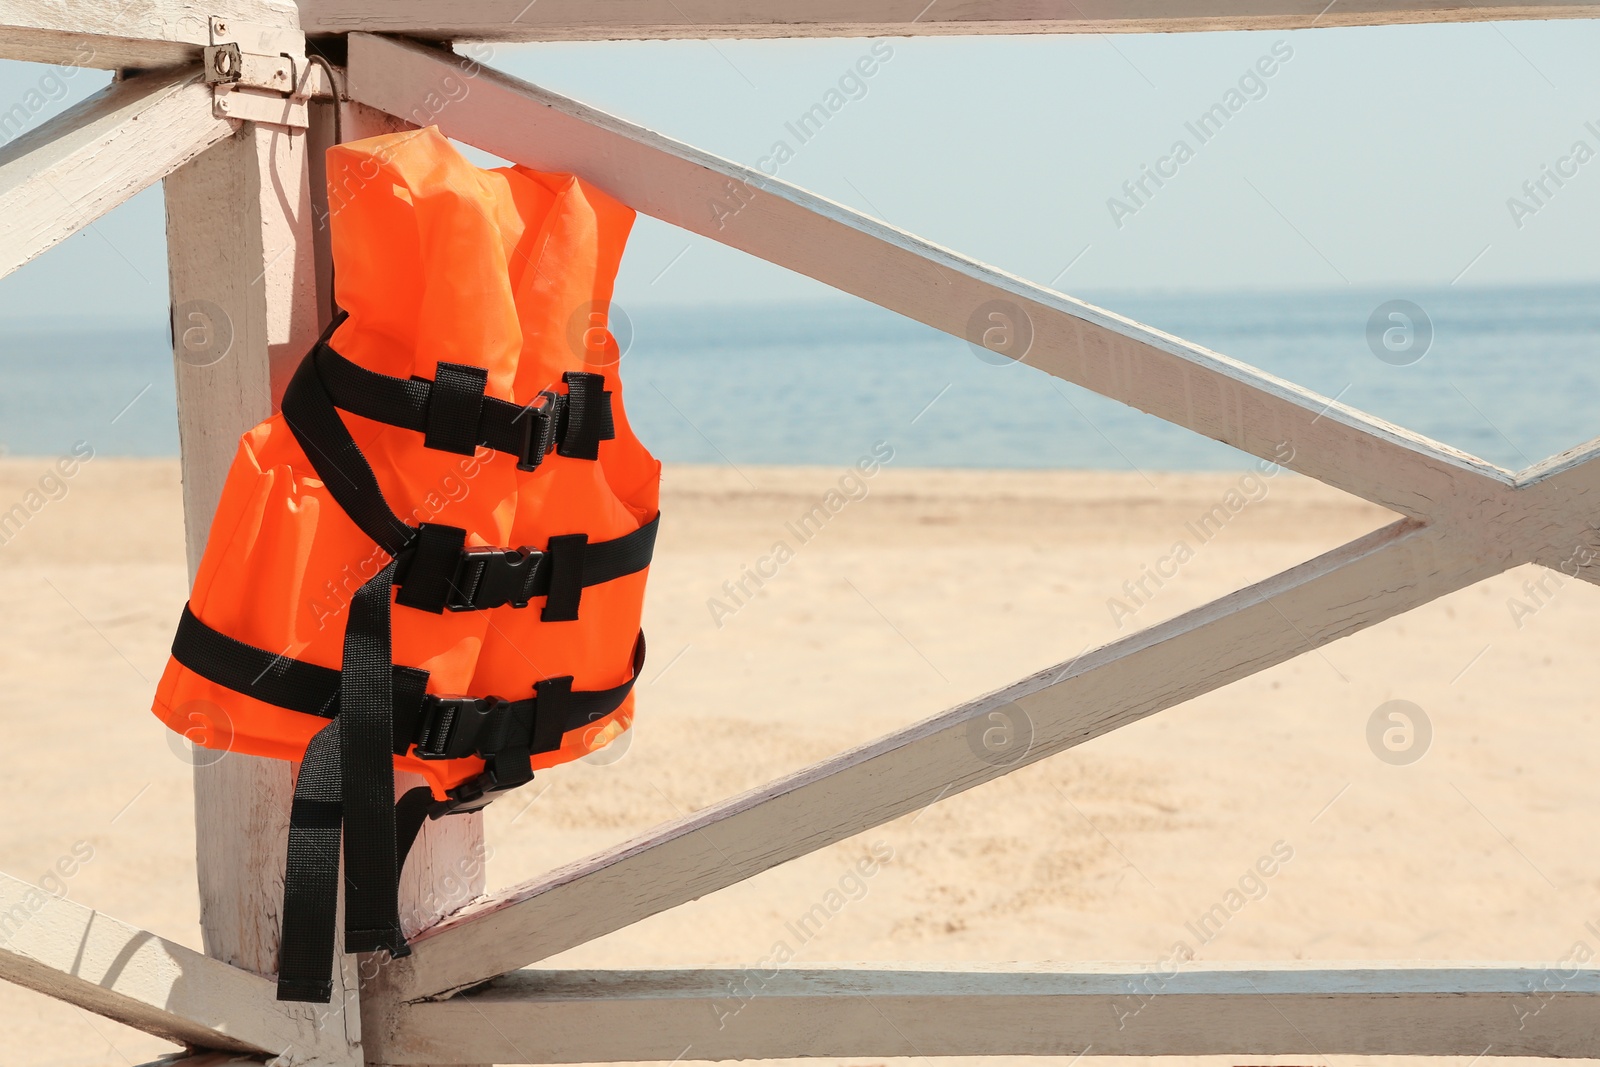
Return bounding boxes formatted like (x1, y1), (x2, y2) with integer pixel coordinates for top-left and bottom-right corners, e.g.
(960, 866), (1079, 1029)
(135, 1056), (265, 1067)
(345, 33), (1512, 525)
(0, 0), (299, 69)
(365, 520), (1503, 1007)
(163, 119), (354, 1049)
(0, 68), (232, 280)
(386, 963), (1600, 1063)
(303, 0), (1600, 39)
(0, 872), (350, 1063)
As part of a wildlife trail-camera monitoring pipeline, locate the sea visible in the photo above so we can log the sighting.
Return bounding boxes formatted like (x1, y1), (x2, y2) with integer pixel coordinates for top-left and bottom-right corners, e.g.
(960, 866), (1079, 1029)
(1, 284), (1595, 472)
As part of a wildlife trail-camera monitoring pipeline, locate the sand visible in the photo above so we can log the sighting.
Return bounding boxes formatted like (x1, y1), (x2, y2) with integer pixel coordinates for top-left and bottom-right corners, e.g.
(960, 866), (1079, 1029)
(4, 456), (1599, 1067)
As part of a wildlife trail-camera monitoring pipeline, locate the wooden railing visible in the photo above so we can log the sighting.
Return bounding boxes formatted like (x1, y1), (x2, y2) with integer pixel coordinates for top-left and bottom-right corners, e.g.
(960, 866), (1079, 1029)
(1, 3), (1597, 1065)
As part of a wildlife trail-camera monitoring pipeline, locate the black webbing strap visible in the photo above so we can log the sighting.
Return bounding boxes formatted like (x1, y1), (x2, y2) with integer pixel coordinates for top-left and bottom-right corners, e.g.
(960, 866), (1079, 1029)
(277, 347), (415, 1001)
(412, 634), (645, 764)
(274, 560), (410, 1000)
(337, 559), (406, 957)
(317, 345), (615, 470)
(400, 516), (658, 616)
(170, 604), (431, 754)
(277, 718), (343, 1002)
(171, 607), (646, 767)
(281, 351), (413, 558)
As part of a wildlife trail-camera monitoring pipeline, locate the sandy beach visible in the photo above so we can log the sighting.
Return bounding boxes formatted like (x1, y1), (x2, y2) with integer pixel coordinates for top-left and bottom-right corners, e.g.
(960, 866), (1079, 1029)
(4, 455), (1599, 1067)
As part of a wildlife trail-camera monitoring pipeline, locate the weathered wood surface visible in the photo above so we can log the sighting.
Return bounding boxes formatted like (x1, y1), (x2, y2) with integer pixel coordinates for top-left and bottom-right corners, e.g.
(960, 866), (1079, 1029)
(346, 33), (1511, 526)
(0, 872), (350, 1064)
(303, 0), (1600, 39)
(1519, 438), (1600, 585)
(0, 68), (232, 280)
(363, 520), (1503, 1005)
(387, 963), (1600, 1063)
(134, 1055), (267, 1067)
(0, 0), (300, 69)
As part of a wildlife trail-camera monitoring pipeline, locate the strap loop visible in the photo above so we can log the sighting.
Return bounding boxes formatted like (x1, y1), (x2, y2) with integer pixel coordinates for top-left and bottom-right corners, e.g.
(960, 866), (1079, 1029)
(422, 362), (489, 456)
(541, 533), (588, 622)
(530, 676), (573, 755)
(394, 523), (467, 614)
(558, 371), (615, 460)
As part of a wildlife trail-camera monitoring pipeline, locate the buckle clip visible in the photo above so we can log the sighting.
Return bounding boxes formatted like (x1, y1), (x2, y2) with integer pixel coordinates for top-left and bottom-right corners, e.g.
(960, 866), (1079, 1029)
(515, 390), (567, 472)
(414, 694), (498, 760)
(446, 545), (544, 611)
(441, 760), (533, 812)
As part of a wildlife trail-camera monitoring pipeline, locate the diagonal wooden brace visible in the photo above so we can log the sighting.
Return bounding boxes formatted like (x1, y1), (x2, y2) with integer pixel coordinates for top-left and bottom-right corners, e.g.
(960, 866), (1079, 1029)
(0, 67), (235, 281)
(346, 33), (1516, 525)
(0, 871), (357, 1066)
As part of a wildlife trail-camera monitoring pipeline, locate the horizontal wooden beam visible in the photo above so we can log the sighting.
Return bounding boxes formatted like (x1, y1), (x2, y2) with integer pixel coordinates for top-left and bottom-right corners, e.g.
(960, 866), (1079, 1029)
(303, 1), (1600, 40)
(0, 0), (301, 69)
(364, 520), (1502, 1008)
(346, 33), (1512, 526)
(386, 963), (1600, 1063)
(0, 67), (233, 280)
(0, 872), (355, 1065)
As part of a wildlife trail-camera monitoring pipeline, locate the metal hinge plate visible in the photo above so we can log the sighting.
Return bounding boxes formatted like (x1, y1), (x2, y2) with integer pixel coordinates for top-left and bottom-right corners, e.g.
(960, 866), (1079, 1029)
(205, 14), (310, 129)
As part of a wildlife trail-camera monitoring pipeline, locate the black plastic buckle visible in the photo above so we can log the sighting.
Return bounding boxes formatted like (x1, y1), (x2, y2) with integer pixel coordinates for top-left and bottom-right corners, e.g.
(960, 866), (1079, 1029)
(515, 390), (567, 472)
(446, 545), (544, 611)
(414, 694), (499, 760)
(439, 761), (533, 813)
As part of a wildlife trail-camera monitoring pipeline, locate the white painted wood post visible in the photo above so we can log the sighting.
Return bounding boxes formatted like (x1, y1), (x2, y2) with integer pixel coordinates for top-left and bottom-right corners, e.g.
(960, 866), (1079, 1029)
(165, 121), (320, 977)
(165, 120), (369, 1060)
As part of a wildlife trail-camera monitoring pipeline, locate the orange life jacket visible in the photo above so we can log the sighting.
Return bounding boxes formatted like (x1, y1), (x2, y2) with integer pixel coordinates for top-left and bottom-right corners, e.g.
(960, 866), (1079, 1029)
(151, 127), (660, 1002)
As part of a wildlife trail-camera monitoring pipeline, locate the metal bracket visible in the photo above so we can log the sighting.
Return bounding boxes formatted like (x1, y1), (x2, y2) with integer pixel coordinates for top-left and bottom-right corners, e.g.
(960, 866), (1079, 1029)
(205, 14), (313, 129)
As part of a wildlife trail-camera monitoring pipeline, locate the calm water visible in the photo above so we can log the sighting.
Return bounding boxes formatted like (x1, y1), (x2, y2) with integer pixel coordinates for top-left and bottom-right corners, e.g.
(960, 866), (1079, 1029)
(1, 285), (1594, 471)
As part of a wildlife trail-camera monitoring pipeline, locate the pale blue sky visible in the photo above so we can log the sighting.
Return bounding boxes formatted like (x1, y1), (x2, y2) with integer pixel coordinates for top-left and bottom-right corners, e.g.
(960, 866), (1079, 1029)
(2, 19), (1599, 322)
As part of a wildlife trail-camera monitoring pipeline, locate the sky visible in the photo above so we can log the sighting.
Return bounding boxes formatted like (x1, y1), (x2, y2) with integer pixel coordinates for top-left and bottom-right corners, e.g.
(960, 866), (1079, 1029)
(1, 18), (1599, 322)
